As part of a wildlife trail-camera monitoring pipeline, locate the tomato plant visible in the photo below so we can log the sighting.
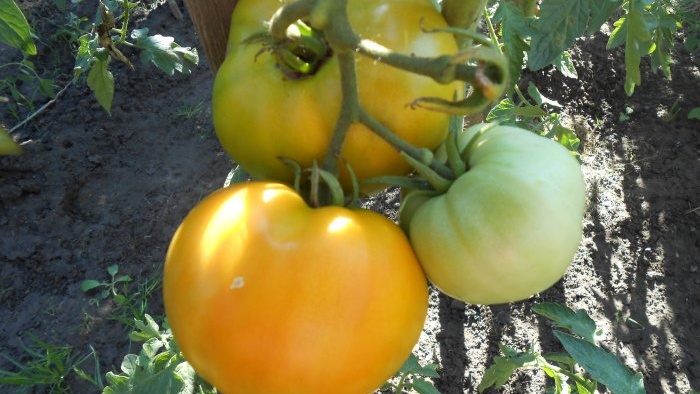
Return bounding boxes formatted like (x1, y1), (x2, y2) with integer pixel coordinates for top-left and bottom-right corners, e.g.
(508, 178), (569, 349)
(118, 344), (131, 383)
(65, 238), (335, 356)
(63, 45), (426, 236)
(212, 0), (461, 191)
(163, 182), (429, 394)
(402, 123), (586, 305)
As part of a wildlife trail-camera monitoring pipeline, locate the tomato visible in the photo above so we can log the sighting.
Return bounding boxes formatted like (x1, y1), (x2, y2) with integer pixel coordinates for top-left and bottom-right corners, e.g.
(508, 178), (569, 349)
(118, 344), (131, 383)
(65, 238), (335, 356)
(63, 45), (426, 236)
(212, 0), (461, 192)
(163, 182), (428, 394)
(403, 124), (586, 305)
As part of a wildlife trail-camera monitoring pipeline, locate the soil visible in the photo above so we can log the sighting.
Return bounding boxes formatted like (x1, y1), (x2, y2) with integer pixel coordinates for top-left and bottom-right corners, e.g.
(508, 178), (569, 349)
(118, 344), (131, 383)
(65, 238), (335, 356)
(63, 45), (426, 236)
(1, 1), (698, 394)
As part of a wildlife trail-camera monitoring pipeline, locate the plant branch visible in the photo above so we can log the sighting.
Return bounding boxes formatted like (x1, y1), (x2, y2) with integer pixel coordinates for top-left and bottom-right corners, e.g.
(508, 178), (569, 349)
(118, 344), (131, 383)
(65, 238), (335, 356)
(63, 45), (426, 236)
(9, 80), (74, 133)
(268, 0), (317, 41)
(320, 50), (358, 175)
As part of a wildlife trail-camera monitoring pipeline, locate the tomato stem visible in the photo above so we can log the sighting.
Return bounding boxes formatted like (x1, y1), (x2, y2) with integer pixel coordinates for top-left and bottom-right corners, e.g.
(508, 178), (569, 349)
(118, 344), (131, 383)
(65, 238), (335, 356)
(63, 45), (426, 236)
(441, 0), (489, 49)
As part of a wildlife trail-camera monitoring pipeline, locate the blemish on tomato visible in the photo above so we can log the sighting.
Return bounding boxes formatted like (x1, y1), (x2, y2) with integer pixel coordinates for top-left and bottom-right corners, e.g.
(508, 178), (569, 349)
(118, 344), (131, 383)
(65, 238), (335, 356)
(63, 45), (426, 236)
(230, 276), (245, 289)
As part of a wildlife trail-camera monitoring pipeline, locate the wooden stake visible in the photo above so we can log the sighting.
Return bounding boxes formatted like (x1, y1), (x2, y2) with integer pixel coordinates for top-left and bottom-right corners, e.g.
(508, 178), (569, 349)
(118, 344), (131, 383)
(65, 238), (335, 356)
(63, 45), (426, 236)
(182, 0), (239, 72)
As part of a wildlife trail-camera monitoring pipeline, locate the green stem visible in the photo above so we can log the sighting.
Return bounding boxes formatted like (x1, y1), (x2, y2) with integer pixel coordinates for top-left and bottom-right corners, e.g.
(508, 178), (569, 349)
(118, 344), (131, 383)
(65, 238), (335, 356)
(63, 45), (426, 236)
(441, 0), (488, 49)
(120, 0), (129, 42)
(482, 8), (500, 49)
(320, 50), (359, 175)
(358, 109), (455, 181)
(268, 0), (317, 41)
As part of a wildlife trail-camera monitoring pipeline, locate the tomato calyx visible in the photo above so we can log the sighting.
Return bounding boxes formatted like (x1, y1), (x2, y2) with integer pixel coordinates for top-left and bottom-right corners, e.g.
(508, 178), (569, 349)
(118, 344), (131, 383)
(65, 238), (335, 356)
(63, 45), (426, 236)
(280, 157), (358, 208)
(245, 19), (332, 79)
(397, 122), (500, 232)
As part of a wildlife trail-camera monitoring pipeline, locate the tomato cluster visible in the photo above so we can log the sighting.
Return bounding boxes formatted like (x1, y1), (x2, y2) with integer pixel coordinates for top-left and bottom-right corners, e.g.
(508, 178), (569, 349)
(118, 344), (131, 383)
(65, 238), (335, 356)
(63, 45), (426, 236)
(163, 1), (586, 393)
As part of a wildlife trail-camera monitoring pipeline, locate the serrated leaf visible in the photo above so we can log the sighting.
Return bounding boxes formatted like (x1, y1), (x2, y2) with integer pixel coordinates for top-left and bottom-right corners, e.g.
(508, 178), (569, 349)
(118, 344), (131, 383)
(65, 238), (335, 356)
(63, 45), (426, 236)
(81, 279), (103, 292)
(622, 3), (655, 95)
(87, 53), (114, 114)
(649, 5), (678, 79)
(131, 28), (199, 75)
(0, 126), (22, 156)
(412, 378), (442, 394)
(74, 33), (97, 79)
(486, 98), (518, 122)
(533, 303), (602, 343)
(553, 331), (646, 394)
(528, 0), (590, 70)
(478, 346), (537, 392)
(0, 0), (37, 56)
(494, 2), (535, 83)
(589, 0), (624, 33)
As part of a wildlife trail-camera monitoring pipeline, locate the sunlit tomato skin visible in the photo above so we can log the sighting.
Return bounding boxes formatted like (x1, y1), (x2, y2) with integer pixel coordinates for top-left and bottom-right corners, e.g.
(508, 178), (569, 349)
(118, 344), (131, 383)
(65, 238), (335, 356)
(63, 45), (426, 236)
(163, 182), (429, 394)
(406, 124), (586, 305)
(212, 0), (461, 192)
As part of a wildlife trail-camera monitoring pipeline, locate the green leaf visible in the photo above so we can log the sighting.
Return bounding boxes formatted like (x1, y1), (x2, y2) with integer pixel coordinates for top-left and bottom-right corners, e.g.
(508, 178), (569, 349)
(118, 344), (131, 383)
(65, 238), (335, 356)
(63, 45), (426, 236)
(107, 264), (119, 276)
(689, 107), (700, 120)
(588, 0), (624, 33)
(478, 345), (537, 392)
(553, 51), (578, 79)
(412, 378), (442, 394)
(527, 82), (562, 107)
(649, 5), (678, 79)
(0, 0), (37, 56)
(528, 0), (590, 70)
(607, 15), (628, 49)
(74, 33), (97, 79)
(540, 362), (570, 394)
(533, 303), (602, 343)
(81, 279), (103, 292)
(493, 2), (535, 83)
(131, 28), (199, 75)
(620, 2), (655, 95)
(527, 0), (622, 71)
(87, 52), (114, 114)
(553, 331), (646, 394)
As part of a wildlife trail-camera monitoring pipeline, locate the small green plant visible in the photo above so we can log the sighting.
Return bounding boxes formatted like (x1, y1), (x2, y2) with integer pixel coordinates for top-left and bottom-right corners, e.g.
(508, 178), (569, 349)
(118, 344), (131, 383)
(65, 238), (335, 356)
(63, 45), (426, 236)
(81, 264), (162, 329)
(103, 314), (216, 394)
(619, 106), (634, 122)
(381, 353), (442, 394)
(81, 264), (133, 306)
(73, 0), (199, 113)
(487, 82), (581, 157)
(479, 303), (645, 394)
(176, 101), (205, 120)
(0, 333), (102, 392)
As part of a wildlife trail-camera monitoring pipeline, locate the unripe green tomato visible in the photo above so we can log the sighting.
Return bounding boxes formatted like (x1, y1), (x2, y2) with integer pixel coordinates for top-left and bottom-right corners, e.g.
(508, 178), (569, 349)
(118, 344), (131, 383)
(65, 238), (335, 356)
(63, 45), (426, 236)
(212, 0), (461, 193)
(405, 124), (586, 304)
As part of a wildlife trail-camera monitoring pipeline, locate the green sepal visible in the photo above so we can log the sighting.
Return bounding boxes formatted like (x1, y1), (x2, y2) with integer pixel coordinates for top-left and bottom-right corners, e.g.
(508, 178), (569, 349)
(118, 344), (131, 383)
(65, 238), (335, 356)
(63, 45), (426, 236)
(398, 189), (440, 234)
(400, 151), (452, 193)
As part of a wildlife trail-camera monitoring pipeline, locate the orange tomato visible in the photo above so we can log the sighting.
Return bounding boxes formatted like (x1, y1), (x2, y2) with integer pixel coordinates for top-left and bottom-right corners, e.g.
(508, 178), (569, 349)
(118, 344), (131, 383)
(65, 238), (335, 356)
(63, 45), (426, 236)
(164, 182), (428, 393)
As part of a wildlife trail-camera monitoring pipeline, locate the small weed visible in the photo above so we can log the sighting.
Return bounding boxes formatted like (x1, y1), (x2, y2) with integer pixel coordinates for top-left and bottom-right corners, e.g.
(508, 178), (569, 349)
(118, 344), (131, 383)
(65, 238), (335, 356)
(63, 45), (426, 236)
(81, 265), (162, 329)
(176, 101), (205, 120)
(111, 273), (162, 329)
(382, 353), (441, 394)
(0, 334), (102, 393)
(619, 106), (634, 122)
(103, 315), (216, 394)
(81, 264), (132, 307)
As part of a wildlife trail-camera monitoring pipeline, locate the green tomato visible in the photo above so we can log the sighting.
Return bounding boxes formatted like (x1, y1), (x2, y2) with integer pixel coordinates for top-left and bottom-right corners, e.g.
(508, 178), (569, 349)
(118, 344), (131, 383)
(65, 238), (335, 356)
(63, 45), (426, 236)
(404, 124), (586, 304)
